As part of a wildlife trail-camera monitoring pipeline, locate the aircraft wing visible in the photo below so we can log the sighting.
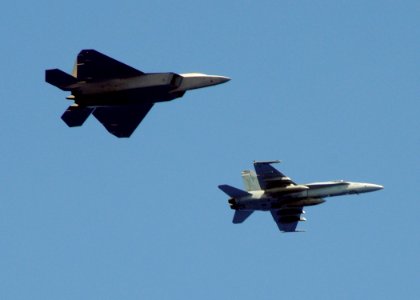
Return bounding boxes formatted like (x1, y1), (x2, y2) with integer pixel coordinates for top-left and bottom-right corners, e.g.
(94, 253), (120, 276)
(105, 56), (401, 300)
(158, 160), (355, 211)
(270, 207), (305, 232)
(254, 161), (296, 189)
(75, 49), (144, 81)
(92, 103), (154, 138)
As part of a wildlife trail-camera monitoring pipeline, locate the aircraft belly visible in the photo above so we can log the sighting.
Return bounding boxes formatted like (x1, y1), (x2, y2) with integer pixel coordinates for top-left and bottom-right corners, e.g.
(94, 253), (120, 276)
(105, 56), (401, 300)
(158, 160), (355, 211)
(74, 87), (182, 106)
(238, 197), (271, 211)
(239, 197), (321, 211)
(237, 193), (325, 210)
(283, 198), (325, 206)
(307, 186), (350, 198)
(78, 74), (176, 95)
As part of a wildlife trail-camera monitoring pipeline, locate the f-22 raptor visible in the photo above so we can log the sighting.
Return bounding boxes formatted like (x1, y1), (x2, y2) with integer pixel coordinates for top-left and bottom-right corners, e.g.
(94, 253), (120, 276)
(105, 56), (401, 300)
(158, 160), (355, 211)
(219, 161), (383, 232)
(46, 49), (230, 137)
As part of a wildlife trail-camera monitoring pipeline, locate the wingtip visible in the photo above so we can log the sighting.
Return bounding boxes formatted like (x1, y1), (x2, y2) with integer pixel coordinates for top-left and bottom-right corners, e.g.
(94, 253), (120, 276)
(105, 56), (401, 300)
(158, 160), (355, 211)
(253, 160), (281, 164)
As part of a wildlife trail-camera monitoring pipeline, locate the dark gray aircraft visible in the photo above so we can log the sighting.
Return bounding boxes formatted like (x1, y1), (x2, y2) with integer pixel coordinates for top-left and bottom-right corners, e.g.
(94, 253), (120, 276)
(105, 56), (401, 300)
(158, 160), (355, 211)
(46, 49), (230, 137)
(219, 161), (383, 232)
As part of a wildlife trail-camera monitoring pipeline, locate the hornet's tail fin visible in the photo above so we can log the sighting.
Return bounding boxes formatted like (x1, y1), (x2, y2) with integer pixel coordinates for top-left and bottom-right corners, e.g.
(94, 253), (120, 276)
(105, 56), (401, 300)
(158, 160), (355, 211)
(218, 185), (250, 198)
(241, 170), (261, 191)
(45, 69), (77, 91)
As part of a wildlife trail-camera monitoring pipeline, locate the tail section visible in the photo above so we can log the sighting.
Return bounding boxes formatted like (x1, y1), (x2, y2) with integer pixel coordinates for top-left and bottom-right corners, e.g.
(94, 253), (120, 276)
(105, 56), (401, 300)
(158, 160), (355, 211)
(232, 210), (254, 224)
(218, 185), (254, 224)
(218, 185), (250, 198)
(241, 170), (261, 191)
(45, 69), (77, 91)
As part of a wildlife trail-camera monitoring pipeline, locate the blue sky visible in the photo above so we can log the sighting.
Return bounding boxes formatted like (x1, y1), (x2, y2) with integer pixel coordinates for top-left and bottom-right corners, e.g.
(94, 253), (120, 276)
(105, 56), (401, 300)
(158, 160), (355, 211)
(0, 1), (419, 299)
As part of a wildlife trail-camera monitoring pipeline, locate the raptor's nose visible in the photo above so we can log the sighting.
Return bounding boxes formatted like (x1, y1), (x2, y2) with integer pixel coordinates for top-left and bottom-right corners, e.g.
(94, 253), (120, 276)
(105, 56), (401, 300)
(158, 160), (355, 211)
(176, 73), (230, 91)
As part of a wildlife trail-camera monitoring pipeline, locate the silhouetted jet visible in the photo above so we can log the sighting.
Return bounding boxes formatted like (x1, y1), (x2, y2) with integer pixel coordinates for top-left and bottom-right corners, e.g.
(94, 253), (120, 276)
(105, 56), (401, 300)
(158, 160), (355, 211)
(46, 49), (230, 137)
(219, 161), (383, 232)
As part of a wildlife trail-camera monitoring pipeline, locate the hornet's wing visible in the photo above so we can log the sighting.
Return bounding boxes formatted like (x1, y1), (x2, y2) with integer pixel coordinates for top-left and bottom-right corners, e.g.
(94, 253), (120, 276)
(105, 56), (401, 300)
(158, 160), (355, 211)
(75, 49), (144, 81)
(92, 103), (154, 138)
(270, 207), (306, 232)
(254, 160), (296, 190)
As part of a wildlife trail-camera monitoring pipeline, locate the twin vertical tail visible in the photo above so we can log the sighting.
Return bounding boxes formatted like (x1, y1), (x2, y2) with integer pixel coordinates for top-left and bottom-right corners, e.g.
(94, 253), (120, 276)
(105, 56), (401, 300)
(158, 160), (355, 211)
(217, 185), (254, 224)
(241, 170), (261, 191)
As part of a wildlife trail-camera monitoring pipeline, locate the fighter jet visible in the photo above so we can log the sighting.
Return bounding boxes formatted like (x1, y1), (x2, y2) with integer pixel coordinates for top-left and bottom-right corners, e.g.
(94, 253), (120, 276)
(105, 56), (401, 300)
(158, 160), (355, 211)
(218, 161), (383, 232)
(45, 49), (230, 137)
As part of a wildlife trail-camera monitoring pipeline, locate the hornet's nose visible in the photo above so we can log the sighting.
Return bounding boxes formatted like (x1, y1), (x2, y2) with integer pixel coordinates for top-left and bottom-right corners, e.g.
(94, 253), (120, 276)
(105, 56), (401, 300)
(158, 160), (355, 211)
(175, 73), (230, 91)
(364, 183), (384, 192)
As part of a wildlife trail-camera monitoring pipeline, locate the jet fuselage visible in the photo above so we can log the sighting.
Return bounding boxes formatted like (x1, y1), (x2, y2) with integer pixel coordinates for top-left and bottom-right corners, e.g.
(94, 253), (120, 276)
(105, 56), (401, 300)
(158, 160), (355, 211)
(231, 181), (383, 211)
(67, 73), (229, 107)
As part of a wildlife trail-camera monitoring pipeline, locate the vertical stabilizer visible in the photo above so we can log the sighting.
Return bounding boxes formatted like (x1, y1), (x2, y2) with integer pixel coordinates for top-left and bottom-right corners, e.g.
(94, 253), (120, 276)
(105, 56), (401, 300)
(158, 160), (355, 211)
(241, 170), (261, 191)
(72, 58), (78, 77)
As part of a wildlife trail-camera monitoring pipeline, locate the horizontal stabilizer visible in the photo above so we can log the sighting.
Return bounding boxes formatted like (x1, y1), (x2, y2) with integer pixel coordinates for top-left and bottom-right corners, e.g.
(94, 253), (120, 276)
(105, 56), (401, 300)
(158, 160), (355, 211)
(61, 105), (94, 127)
(218, 185), (250, 198)
(233, 210), (254, 224)
(45, 69), (77, 90)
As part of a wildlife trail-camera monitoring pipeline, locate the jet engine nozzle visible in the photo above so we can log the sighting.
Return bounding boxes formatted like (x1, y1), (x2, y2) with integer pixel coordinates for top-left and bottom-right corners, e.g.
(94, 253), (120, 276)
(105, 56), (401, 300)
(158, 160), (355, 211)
(228, 198), (236, 204)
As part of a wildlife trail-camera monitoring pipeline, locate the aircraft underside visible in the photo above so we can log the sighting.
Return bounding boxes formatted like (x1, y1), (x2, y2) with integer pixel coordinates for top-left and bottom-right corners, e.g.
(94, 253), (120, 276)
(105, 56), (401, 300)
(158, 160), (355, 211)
(231, 197), (325, 211)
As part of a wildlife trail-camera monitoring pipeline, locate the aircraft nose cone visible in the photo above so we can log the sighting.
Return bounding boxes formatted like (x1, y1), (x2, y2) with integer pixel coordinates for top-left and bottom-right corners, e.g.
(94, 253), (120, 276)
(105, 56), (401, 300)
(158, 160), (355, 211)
(177, 73), (230, 91)
(197, 75), (230, 87)
(366, 184), (384, 191)
(374, 184), (384, 190)
(211, 75), (230, 85)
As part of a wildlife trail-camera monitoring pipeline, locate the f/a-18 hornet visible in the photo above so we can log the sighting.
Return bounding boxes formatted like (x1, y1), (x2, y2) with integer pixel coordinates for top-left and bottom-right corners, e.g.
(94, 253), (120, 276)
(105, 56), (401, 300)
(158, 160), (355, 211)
(45, 49), (230, 137)
(218, 161), (383, 232)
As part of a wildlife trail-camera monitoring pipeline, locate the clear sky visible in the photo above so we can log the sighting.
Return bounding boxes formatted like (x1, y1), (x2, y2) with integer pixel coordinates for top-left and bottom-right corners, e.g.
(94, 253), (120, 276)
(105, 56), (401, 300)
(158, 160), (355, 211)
(0, 1), (419, 299)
